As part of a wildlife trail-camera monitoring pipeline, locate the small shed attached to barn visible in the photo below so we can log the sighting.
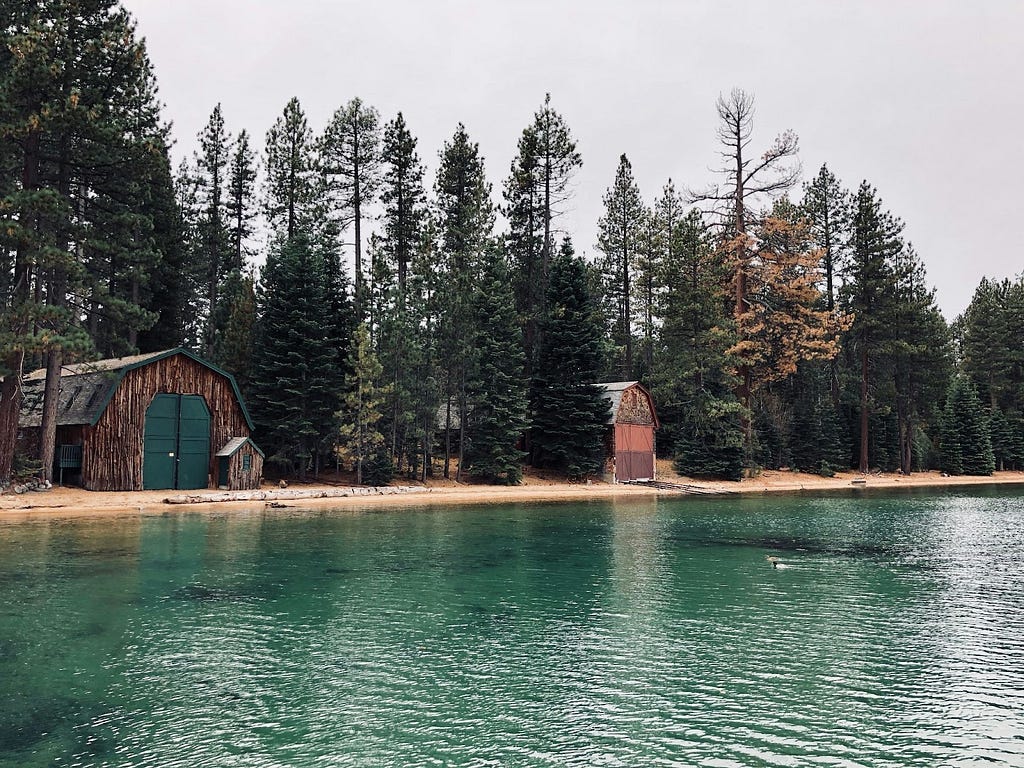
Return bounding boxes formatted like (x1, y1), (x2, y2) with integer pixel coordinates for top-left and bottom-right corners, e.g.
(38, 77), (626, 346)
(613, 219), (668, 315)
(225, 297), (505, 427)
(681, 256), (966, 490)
(18, 348), (263, 491)
(597, 381), (659, 483)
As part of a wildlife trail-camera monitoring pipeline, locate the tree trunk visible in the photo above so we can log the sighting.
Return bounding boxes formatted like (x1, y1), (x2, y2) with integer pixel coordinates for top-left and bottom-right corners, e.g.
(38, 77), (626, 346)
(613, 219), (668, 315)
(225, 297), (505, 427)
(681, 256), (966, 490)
(0, 129), (41, 484)
(443, 392), (452, 479)
(859, 346), (870, 473)
(456, 371), (466, 482)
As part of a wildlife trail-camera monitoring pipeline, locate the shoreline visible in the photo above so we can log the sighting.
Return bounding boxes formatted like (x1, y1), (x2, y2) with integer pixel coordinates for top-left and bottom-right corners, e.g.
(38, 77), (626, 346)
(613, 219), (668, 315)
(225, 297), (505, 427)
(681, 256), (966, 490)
(3, 469), (1024, 523)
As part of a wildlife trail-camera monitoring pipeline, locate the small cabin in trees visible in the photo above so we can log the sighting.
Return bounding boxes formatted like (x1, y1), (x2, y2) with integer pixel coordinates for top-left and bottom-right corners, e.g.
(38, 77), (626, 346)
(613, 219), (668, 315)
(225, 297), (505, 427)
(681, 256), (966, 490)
(598, 381), (659, 483)
(18, 348), (263, 491)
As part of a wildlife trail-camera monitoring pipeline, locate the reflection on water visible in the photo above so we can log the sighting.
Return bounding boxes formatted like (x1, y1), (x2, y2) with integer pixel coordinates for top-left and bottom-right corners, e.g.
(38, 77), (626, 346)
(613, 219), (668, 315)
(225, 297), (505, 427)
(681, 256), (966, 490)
(1, 491), (1023, 767)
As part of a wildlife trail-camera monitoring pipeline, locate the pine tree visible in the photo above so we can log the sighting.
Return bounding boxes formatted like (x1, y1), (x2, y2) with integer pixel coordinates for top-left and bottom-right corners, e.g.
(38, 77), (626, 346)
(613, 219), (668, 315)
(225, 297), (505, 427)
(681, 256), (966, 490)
(530, 240), (611, 479)
(596, 153), (645, 379)
(226, 129), (257, 272)
(0, 0), (173, 483)
(891, 246), (952, 473)
(337, 323), (388, 485)
(960, 276), (1024, 470)
(735, 201), (845, 389)
(801, 164), (850, 312)
(263, 97), (316, 240)
(376, 113), (428, 473)
(650, 209), (745, 480)
(504, 94), (582, 374)
(840, 182), (904, 472)
(941, 376), (994, 476)
(690, 88), (800, 430)
(249, 235), (338, 479)
(379, 112), (425, 301)
(195, 104), (232, 356)
(321, 98), (382, 319)
(464, 250), (527, 483)
(435, 123), (495, 479)
(211, 270), (256, 394)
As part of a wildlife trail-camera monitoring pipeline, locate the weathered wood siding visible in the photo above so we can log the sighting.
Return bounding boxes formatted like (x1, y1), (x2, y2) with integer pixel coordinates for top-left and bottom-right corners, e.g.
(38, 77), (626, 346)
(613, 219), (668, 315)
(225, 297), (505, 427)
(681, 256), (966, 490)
(81, 354), (250, 490)
(225, 446), (263, 490)
(608, 384), (658, 483)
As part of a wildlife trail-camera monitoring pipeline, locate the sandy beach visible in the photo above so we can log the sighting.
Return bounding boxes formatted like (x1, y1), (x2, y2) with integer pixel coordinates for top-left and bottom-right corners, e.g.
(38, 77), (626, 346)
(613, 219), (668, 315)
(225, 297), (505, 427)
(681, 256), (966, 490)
(4, 462), (1024, 522)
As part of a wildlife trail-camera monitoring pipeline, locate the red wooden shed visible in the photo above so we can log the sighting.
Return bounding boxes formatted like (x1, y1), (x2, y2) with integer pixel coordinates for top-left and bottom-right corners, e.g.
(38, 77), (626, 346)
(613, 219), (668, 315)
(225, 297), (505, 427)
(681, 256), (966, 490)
(597, 381), (659, 483)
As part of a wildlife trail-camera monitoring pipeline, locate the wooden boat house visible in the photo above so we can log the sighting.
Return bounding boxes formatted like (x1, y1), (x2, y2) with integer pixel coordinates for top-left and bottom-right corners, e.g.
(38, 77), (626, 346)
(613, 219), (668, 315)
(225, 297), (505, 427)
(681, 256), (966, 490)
(598, 381), (659, 483)
(19, 348), (263, 491)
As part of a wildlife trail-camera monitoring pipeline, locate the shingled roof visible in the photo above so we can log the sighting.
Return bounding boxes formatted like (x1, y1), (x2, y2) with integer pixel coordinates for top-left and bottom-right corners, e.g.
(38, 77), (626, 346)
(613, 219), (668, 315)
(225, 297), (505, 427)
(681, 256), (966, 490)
(18, 348), (254, 430)
(596, 381), (638, 425)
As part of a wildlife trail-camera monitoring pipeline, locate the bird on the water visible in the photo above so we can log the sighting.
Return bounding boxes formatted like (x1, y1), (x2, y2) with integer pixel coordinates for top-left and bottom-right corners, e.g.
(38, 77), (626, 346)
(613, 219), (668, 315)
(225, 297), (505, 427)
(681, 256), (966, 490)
(766, 556), (780, 568)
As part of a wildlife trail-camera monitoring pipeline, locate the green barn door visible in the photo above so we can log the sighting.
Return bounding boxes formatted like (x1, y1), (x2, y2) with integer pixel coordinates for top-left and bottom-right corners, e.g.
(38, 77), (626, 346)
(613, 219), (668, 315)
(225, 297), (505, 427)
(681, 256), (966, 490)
(176, 396), (211, 489)
(143, 395), (179, 490)
(143, 394), (210, 490)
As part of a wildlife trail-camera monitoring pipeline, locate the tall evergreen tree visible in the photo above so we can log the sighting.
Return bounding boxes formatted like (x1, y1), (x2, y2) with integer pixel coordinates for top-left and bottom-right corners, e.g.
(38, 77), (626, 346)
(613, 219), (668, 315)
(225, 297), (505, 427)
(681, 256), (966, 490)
(337, 323), (387, 485)
(226, 128), (257, 273)
(891, 245), (952, 473)
(464, 250), (528, 483)
(503, 94), (582, 374)
(376, 113), (428, 475)
(249, 235), (337, 479)
(211, 269), (256, 394)
(650, 209), (745, 480)
(940, 376), (994, 476)
(840, 182), (904, 472)
(321, 97), (382, 320)
(959, 276), (1024, 470)
(379, 112), (425, 303)
(263, 97), (315, 240)
(0, 0), (173, 483)
(194, 104), (232, 356)
(435, 123), (494, 479)
(530, 239), (610, 479)
(596, 153), (645, 379)
(801, 164), (850, 312)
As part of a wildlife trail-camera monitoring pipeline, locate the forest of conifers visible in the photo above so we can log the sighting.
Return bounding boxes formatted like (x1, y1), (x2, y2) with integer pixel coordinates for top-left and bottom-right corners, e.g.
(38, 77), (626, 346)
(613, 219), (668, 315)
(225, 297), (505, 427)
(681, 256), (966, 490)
(2, 1), (1023, 487)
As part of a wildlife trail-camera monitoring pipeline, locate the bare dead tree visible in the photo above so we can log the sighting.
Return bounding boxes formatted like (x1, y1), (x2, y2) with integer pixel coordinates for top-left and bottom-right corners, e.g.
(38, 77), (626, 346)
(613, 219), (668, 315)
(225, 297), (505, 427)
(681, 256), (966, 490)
(687, 88), (801, 448)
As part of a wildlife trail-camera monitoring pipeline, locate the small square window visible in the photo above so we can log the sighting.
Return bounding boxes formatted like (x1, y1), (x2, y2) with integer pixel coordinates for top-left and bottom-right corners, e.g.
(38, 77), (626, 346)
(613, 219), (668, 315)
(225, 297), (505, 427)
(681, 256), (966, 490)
(242, 454), (251, 472)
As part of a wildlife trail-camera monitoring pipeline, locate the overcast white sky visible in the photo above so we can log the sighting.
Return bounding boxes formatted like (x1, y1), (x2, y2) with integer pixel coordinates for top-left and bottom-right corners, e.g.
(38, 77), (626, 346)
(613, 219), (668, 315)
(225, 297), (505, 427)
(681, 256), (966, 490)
(123, 0), (1023, 319)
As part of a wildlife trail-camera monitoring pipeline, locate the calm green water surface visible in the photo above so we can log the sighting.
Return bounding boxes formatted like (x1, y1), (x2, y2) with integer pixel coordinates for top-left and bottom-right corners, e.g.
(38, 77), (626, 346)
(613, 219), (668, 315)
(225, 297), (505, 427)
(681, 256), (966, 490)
(2, 490), (1024, 767)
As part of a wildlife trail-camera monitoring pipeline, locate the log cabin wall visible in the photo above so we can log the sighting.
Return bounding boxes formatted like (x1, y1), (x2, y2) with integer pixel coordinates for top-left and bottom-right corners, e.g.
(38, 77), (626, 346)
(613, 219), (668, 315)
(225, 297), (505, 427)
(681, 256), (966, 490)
(226, 446), (263, 490)
(81, 354), (250, 490)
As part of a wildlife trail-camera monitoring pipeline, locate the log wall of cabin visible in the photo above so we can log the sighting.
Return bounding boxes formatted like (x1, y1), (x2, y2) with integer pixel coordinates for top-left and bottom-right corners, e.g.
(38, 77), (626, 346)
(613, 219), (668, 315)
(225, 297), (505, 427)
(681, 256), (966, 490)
(226, 447), (264, 491)
(81, 355), (250, 490)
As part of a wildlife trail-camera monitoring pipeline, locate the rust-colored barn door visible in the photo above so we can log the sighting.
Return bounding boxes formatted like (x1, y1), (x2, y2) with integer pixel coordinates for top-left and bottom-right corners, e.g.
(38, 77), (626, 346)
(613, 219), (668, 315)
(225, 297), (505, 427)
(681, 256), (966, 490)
(614, 423), (654, 482)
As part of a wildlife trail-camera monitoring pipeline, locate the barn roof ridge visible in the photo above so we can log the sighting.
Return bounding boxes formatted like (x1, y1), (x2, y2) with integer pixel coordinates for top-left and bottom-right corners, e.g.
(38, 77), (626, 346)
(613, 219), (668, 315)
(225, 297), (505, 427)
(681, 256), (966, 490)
(20, 348), (255, 432)
(592, 380), (659, 428)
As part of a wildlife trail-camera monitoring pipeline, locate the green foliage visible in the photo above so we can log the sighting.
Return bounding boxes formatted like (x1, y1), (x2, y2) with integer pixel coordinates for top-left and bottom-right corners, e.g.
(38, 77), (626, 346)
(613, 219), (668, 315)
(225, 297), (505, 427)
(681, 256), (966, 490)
(529, 240), (610, 479)
(801, 164), (850, 311)
(941, 376), (994, 476)
(320, 97), (382, 315)
(597, 154), (646, 379)
(0, 0), (179, 481)
(959, 276), (1024, 470)
(263, 97), (316, 240)
(503, 94), (582, 374)
(211, 270), (256, 395)
(362, 451), (395, 487)
(249, 235), (339, 479)
(464, 251), (527, 484)
(646, 206), (746, 480)
(337, 324), (389, 484)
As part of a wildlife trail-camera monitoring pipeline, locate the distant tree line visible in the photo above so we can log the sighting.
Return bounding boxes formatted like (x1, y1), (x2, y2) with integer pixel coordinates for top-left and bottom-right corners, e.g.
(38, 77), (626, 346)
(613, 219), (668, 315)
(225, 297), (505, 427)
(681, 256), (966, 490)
(1, 3), (1018, 486)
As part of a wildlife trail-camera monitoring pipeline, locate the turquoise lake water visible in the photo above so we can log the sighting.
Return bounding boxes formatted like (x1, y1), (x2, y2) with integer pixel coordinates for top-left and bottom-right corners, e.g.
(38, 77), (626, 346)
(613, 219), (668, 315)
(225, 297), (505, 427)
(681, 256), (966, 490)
(1, 490), (1023, 767)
